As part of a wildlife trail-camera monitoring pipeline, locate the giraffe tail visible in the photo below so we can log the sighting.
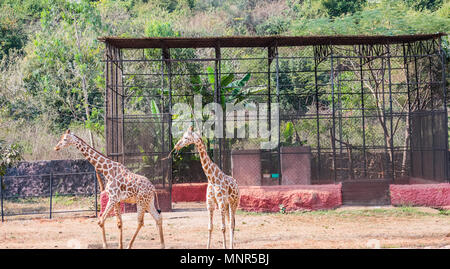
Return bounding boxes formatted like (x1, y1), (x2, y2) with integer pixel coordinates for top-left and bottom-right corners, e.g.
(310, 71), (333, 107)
(154, 190), (161, 214)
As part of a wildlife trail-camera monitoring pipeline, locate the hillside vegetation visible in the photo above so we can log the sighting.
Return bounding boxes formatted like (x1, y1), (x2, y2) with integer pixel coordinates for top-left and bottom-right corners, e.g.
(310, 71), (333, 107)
(0, 0), (448, 161)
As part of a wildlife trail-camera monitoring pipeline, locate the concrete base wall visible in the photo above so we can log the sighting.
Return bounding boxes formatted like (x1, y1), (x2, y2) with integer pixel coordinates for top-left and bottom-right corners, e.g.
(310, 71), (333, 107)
(239, 184), (342, 212)
(172, 183), (208, 202)
(389, 183), (450, 207)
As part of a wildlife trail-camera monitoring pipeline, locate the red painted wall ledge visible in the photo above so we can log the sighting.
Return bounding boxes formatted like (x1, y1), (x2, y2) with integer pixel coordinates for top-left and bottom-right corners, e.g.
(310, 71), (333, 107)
(390, 183), (450, 208)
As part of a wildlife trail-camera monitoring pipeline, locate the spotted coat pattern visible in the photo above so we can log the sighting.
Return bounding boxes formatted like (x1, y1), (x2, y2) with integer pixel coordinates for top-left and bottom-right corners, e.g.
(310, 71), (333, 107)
(174, 127), (240, 249)
(54, 130), (164, 249)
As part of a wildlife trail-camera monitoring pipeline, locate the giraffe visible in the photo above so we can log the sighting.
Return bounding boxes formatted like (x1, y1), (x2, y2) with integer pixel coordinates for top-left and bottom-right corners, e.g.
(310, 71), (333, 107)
(54, 130), (165, 249)
(174, 126), (240, 249)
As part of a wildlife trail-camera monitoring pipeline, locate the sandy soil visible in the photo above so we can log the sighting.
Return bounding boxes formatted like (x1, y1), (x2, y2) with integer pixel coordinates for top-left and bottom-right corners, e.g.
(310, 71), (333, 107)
(0, 202), (449, 249)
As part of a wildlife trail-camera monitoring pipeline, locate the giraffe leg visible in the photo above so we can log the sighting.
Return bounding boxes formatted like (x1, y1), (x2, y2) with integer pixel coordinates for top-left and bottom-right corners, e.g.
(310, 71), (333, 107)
(218, 202), (227, 249)
(148, 194), (165, 249)
(127, 204), (145, 249)
(98, 198), (116, 249)
(206, 197), (215, 249)
(229, 203), (237, 249)
(114, 203), (123, 249)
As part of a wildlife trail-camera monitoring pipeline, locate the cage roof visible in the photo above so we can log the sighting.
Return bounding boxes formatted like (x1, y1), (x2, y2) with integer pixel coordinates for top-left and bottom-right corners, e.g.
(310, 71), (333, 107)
(98, 33), (446, 49)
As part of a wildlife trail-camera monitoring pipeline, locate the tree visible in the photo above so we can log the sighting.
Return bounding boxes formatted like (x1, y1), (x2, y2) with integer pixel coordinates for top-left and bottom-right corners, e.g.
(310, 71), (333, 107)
(0, 4), (26, 60)
(290, 0), (449, 35)
(403, 0), (443, 11)
(23, 0), (105, 140)
(0, 140), (23, 178)
(322, 0), (366, 17)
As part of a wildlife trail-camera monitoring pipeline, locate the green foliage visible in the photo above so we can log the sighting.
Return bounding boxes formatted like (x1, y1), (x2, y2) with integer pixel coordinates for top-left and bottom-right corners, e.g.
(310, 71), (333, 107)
(23, 0), (104, 132)
(0, 140), (23, 177)
(282, 122), (294, 144)
(0, 0), (448, 161)
(145, 20), (179, 37)
(322, 0), (366, 17)
(190, 66), (257, 107)
(0, 5), (27, 60)
(279, 204), (286, 214)
(255, 15), (290, 35)
(291, 1), (450, 35)
(403, 0), (443, 11)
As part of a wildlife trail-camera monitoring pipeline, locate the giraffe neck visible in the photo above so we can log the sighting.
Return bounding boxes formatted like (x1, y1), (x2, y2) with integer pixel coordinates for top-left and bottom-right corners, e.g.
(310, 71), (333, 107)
(194, 139), (215, 179)
(72, 136), (110, 174)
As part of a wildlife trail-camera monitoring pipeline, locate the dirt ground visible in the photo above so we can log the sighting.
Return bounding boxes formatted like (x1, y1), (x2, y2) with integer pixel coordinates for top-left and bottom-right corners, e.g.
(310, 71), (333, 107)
(0, 202), (449, 249)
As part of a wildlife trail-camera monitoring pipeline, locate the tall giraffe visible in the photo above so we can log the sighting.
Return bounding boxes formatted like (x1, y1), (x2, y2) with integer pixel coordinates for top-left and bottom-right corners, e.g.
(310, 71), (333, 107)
(54, 130), (165, 249)
(174, 126), (240, 249)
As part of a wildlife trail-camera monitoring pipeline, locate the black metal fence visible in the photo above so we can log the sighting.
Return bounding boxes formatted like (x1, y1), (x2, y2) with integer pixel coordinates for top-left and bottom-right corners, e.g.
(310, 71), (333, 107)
(0, 171), (99, 222)
(101, 34), (449, 186)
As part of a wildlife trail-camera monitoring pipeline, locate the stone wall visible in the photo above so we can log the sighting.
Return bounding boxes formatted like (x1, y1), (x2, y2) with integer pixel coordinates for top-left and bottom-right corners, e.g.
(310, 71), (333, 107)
(2, 160), (97, 197)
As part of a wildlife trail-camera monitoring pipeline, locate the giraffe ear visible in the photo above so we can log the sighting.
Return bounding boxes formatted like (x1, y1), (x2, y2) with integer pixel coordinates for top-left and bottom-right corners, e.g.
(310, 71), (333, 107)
(188, 125), (193, 132)
(65, 129), (71, 134)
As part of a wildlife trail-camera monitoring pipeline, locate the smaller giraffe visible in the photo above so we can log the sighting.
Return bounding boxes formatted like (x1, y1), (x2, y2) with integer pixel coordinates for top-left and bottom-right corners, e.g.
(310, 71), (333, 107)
(54, 130), (164, 249)
(174, 126), (240, 249)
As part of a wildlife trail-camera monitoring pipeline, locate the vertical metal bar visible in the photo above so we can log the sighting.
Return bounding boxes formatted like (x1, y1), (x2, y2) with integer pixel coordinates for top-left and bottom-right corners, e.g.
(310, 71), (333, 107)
(337, 57), (343, 182)
(438, 37), (449, 182)
(414, 55), (420, 109)
(359, 45), (367, 178)
(213, 47), (219, 167)
(163, 47), (172, 189)
(119, 48), (125, 165)
(168, 55), (173, 197)
(313, 64), (321, 181)
(1, 176), (4, 222)
(161, 47), (173, 197)
(113, 47), (118, 162)
(429, 54), (435, 179)
(330, 48), (337, 183)
(115, 47), (120, 163)
(111, 47), (115, 161)
(104, 44), (109, 159)
(403, 43), (414, 179)
(94, 172), (98, 217)
(275, 45), (281, 185)
(267, 47), (272, 131)
(160, 49), (166, 188)
(387, 44), (395, 181)
(413, 54), (424, 177)
(215, 45), (223, 169)
(382, 48), (390, 178)
(267, 47), (273, 182)
(49, 173), (53, 219)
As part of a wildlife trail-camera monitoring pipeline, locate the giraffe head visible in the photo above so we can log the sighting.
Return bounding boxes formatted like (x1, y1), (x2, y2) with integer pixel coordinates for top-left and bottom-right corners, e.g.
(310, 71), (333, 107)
(174, 126), (201, 150)
(54, 129), (77, 151)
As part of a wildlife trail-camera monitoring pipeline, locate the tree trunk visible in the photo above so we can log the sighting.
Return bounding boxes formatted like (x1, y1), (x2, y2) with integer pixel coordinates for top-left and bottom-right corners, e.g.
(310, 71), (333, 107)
(401, 116), (410, 176)
(73, 17), (103, 191)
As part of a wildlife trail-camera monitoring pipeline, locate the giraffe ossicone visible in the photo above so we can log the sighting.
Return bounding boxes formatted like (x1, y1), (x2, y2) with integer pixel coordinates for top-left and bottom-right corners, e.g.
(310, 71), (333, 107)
(174, 126), (240, 249)
(54, 130), (165, 249)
